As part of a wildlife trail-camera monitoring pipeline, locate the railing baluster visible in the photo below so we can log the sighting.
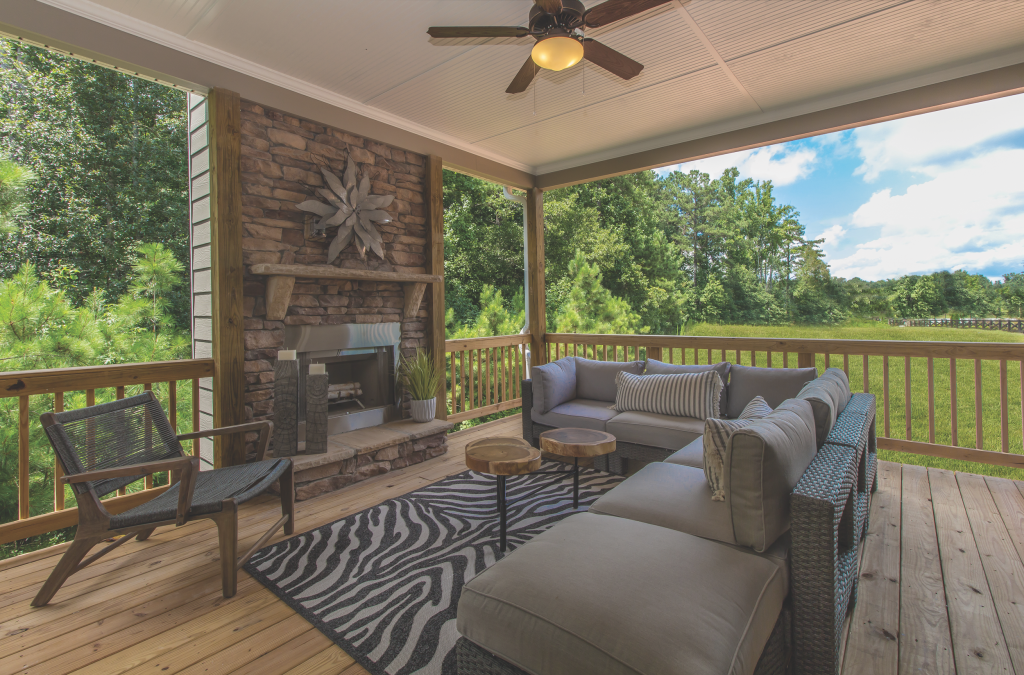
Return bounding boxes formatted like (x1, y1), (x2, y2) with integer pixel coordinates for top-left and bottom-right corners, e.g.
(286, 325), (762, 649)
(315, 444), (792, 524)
(54, 391), (65, 511)
(751, 350), (757, 367)
(169, 381), (177, 433)
(192, 377), (200, 458)
(975, 359), (983, 449)
(1000, 359), (1008, 453)
(450, 352), (456, 415)
(862, 355), (869, 393)
(824, 353), (830, 369)
(927, 357), (935, 444)
(905, 356), (912, 441)
(767, 350), (773, 368)
(143, 383), (154, 491)
(720, 349), (727, 363)
(735, 349), (741, 366)
(843, 354), (849, 376)
(783, 351), (789, 369)
(883, 356), (890, 438)
(950, 359), (958, 447)
(19, 395), (29, 520)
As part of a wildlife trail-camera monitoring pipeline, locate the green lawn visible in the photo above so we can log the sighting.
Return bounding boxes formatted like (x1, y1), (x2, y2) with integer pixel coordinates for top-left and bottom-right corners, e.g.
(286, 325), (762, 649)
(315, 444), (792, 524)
(680, 323), (1024, 479)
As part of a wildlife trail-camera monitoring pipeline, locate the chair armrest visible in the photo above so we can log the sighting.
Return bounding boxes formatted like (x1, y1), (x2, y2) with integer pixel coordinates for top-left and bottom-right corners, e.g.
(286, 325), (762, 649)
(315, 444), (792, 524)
(178, 420), (274, 461)
(62, 456), (196, 485)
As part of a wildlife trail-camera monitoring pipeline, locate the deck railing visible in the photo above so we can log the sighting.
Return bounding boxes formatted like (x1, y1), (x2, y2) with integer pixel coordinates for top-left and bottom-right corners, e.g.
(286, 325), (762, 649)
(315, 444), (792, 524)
(890, 318), (1024, 333)
(444, 334), (530, 424)
(546, 333), (1024, 469)
(0, 359), (215, 545)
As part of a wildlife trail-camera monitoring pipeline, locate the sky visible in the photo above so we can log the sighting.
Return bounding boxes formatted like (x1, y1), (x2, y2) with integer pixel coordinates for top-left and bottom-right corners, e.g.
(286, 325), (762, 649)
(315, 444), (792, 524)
(655, 93), (1024, 282)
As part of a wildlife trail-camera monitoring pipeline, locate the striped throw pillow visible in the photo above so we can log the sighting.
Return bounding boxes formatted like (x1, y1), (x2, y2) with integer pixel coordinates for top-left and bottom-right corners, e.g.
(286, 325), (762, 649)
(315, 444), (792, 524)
(704, 397), (774, 501)
(613, 370), (723, 420)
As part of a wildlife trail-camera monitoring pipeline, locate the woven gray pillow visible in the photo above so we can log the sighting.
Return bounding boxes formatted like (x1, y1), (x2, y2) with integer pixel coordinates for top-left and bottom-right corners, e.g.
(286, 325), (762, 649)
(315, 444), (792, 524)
(703, 396), (774, 501)
(614, 370), (723, 419)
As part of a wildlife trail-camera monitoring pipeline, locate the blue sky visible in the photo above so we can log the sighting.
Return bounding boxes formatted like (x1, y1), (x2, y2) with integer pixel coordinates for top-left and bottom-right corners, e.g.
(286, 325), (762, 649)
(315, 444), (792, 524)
(656, 93), (1024, 282)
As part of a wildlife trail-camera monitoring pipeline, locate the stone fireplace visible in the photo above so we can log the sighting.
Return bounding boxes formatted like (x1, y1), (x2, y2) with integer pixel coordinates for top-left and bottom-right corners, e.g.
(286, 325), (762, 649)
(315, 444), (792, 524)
(234, 99), (450, 497)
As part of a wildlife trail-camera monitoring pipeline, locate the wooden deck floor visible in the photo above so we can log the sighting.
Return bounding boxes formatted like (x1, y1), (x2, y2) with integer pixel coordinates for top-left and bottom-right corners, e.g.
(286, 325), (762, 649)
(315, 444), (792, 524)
(3, 415), (1023, 674)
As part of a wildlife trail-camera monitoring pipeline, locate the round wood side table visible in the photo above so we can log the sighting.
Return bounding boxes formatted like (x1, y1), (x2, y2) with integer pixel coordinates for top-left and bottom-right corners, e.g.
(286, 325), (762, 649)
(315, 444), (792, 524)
(465, 437), (541, 552)
(538, 428), (616, 509)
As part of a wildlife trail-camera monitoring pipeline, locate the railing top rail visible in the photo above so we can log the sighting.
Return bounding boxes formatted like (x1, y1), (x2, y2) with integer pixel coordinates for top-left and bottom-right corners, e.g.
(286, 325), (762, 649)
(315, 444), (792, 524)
(445, 334), (531, 351)
(0, 358), (216, 399)
(544, 333), (1024, 360)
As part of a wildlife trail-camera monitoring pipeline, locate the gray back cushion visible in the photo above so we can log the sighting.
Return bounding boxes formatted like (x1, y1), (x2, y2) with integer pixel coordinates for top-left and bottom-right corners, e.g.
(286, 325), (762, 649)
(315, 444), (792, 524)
(531, 357), (577, 414)
(726, 364), (818, 419)
(645, 359), (731, 413)
(574, 357), (643, 402)
(796, 368), (852, 447)
(725, 398), (817, 552)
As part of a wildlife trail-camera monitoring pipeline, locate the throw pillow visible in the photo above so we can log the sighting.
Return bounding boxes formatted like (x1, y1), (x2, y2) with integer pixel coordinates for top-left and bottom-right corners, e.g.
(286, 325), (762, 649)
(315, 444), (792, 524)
(644, 359), (732, 413)
(703, 397), (774, 501)
(613, 370), (724, 420)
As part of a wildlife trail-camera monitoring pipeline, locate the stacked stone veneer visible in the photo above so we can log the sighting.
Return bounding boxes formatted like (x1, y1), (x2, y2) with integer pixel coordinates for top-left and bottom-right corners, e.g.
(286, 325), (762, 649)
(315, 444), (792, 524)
(236, 99), (446, 482)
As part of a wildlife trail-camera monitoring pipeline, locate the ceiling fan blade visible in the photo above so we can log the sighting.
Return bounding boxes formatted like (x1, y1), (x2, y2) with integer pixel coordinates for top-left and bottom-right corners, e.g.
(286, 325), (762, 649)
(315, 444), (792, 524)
(584, 0), (673, 28)
(427, 26), (529, 39)
(583, 40), (644, 80)
(506, 56), (539, 94)
(534, 0), (563, 13)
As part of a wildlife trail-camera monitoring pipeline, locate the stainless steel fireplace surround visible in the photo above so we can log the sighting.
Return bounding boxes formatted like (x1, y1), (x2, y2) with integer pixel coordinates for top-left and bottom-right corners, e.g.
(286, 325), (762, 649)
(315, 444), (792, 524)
(284, 323), (401, 438)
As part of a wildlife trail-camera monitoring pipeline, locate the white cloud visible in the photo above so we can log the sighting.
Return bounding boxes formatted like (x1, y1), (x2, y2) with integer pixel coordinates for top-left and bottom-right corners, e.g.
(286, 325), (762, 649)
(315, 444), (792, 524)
(853, 93), (1024, 181)
(828, 148), (1024, 280)
(819, 224), (846, 244)
(658, 143), (817, 186)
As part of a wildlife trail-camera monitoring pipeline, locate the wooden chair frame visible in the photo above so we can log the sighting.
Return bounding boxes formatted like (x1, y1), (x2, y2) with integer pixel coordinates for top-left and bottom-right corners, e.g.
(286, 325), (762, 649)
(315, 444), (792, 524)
(33, 393), (293, 607)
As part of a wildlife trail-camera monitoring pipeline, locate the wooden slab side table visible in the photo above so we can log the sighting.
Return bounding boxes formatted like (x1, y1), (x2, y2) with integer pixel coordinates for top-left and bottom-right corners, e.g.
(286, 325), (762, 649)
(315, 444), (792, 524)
(538, 428), (616, 509)
(465, 437), (541, 552)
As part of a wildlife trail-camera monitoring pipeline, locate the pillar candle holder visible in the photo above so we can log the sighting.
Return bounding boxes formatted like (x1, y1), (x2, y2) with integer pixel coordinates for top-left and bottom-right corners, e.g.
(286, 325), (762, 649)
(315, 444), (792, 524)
(305, 371), (329, 455)
(273, 356), (299, 457)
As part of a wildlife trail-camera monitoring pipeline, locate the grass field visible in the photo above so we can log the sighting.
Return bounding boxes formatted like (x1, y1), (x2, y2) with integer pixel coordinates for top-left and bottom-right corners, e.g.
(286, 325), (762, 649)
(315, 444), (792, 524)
(680, 322), (1024, 479)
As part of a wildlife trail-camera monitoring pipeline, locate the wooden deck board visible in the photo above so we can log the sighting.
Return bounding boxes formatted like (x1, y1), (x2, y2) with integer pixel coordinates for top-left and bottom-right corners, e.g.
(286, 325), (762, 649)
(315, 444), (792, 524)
(7, 421), (1024, 675)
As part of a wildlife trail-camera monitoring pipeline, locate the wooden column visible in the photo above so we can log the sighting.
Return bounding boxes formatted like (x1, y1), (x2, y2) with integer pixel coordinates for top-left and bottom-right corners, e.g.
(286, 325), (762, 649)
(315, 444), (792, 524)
(208, 88), (245, 467)
(526, 187), (547, 368)
(426, 155), (447, 420)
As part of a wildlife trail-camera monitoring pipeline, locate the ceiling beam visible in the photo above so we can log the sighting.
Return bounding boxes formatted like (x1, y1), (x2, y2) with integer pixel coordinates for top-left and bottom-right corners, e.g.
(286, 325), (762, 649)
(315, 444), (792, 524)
(535, 60), (1024, 189)
(672, 0), (761, 114)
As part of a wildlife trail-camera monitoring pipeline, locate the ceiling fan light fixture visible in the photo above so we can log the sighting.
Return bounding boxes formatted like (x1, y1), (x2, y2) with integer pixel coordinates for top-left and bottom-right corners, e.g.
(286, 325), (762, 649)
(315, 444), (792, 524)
(531, 36), (583, 71)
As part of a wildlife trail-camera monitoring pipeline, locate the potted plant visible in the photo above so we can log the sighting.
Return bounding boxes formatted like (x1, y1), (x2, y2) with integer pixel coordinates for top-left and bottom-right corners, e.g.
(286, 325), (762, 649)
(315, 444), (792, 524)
(400, 349), (441, 423)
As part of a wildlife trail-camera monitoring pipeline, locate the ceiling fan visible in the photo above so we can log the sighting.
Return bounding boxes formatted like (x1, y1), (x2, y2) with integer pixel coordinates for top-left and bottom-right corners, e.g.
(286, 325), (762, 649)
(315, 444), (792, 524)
(427, 0), (672, 93)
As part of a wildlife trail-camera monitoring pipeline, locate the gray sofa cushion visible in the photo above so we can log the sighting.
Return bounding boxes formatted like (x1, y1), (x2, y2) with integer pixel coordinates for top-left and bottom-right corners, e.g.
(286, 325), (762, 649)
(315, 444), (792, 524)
(820, 367), (852, 414)
(531, 398), (618, 432)
(574, 357), (643, 402)
(666, 437), (703, 468)
(796, 374), (847, 448)
(606, 411), (705, 450)
(705, 396), (776, 500)
(457, 512), (786, 675)
(726, 364), (817, 418)
(531, 357), (576, 414)
(645, 359), (731, 413)
(726, 399), (817, 552)
(590, 462), (791, 593)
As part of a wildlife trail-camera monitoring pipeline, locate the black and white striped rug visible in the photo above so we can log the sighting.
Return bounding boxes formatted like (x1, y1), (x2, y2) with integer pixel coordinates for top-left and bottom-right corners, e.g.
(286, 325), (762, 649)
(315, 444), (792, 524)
(244, 462), (622, 675)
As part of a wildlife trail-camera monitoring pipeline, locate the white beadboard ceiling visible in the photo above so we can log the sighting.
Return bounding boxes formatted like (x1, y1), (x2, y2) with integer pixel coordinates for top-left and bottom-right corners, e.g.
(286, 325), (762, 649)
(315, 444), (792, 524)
(42, 0), (1024, 175)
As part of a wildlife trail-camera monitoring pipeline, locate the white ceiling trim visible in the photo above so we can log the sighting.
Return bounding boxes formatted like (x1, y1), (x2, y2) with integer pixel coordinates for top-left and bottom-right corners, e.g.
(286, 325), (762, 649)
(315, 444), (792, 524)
(535, 43), (1024, 175)
(35, 0), (535, 174)
(672, 0), (761, 114)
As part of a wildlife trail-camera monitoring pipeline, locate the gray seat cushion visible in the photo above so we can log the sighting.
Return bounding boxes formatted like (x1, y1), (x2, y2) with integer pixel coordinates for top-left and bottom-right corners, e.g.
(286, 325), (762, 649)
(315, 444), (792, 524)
(665, 437), (704, 468)
(645, 359), (731, 413)
(457, 512), (787, 675)
(820, 367), (852, 414)
(725, 399), (817, 552)
(590, 462), (790, 592)
(574, 357), (643, 402)
(606, 411), (704, 450)
(531, 398), (618, 432)
(726, 364), (817, 419)
(531, 357), (576, 414)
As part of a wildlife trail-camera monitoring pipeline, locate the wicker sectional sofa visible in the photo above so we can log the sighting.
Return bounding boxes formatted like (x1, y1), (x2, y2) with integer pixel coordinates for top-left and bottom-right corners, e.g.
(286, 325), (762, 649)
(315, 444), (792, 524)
(455, 362), (876, 675)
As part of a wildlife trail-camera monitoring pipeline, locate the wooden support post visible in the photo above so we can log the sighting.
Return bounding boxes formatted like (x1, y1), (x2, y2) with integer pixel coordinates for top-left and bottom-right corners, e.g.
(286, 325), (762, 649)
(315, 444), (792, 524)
(526, 187), (546, 370)
(208, 88), (245, 467)
(426, 155), (447, 420)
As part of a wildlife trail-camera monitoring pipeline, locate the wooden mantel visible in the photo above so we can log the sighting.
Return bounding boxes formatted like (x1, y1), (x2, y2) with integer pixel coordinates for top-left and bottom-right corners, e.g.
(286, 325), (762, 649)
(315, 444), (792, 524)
(249, 263), (443, 321)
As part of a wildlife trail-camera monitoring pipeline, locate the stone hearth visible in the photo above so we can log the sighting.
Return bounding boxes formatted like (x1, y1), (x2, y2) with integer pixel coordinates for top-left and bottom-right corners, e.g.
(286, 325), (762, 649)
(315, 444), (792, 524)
(280, 419), (453, 501)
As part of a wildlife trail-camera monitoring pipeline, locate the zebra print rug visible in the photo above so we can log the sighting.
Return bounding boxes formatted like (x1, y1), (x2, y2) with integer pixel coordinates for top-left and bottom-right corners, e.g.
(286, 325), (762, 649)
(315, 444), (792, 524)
(244, 462), (622, 675)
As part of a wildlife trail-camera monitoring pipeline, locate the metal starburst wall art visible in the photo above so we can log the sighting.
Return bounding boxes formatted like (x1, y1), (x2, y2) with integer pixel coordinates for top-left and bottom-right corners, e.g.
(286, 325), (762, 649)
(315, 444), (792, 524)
(296, 155), (395, 263)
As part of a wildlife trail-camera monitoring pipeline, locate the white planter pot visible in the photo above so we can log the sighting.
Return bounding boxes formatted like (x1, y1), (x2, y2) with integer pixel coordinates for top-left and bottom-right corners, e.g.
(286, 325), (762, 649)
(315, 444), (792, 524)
(411, 397), (436, 423)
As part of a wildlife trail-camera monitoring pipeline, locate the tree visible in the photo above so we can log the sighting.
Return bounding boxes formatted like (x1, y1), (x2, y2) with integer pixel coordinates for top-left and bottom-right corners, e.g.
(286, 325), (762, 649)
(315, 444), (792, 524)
(553, 251), (645, 335)
(1003, 272), (1024, 318)
(0, 40), (190, 329)
(0, 157), (34, 233)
